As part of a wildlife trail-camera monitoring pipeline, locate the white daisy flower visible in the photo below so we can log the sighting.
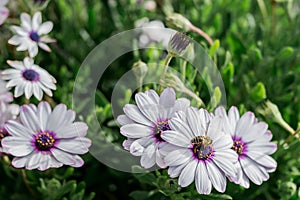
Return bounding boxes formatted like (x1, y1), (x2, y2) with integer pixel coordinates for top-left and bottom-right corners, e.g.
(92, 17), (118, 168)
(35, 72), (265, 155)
(8, 11), (55, 57)
(215, 106), (277, 188)
(0, 102), (19, 154)
(0, 0), (9, 25)
(0, 77), (13, 103)
(160, 107), (238, 194)
(1, 57), (56, 100)
(117, 88), (190, 169)
(1, 102), (92, 171)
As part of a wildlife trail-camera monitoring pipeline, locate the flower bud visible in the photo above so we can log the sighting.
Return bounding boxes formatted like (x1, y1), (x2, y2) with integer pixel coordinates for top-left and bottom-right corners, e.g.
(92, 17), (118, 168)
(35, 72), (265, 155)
(132, 60), (148, 80)
(166, 13), (192, 32)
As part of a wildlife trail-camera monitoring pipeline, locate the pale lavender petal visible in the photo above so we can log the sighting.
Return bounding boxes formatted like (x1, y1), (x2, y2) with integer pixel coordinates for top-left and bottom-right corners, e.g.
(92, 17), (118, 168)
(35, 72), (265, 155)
(206, 161), (227, 193)
(140, 144), (156, 168)
(195, 161), (212, 195)
(120, 124), (151, 138)
(159, 88), (176, 108)
(56, 137), (91, 154)
(178, 159), (198, 187)
(161, 130), (191, 148)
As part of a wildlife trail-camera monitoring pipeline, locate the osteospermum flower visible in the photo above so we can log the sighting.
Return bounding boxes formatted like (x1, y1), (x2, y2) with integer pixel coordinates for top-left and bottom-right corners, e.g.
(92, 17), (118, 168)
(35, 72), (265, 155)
(0, 0), (9, 25)
(160, 107), (238, 194)
(2, 102), (91, 171)
(0, 102), (19, 154)
(8, 12), (55, 57)
(117, 88), (190, 169)
(215, 106), (277, 188)
(1, 57), (56, 100)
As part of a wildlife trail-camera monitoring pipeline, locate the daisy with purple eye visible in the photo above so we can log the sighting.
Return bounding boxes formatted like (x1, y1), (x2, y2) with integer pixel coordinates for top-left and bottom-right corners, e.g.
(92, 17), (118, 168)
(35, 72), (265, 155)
(8, 12), (55, 57)
(117, 88), (190, 169)
(215, 106), (277, 188)
(1, 102), (92, 171)
(0, 0), (9, 25)
(1, 57), (56, 100)
(0, 102), (19, 154)
(160, 107), (238, 195)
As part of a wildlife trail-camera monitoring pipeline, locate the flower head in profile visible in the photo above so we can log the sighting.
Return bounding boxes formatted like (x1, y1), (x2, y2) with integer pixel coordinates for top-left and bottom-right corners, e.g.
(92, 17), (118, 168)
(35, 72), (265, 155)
(0, 0), (9, 25)
(160, 107), (238, 194)
(8, 12), (55, 57)
(215, 106), (277, 188)
(1, 57), (56, 100)
(2, 102), (91, 171)
(0, 102), (19, 154)
(117, 88), (190, 169)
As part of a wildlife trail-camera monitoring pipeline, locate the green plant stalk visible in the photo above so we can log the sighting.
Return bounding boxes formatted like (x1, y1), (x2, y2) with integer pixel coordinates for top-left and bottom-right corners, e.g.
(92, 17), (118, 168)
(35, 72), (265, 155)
(189, 24), (213, 45)
(21, 169), (36, 197)
(257, 0), (269, 26)
(182, 87), (205, 107)
(180, 60), (187, 82)
(158, 53), (173, 94)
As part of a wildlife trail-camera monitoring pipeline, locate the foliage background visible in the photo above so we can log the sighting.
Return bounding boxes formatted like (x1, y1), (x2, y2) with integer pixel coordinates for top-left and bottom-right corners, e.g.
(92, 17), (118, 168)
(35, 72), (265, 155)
(0, 0), (300, 199)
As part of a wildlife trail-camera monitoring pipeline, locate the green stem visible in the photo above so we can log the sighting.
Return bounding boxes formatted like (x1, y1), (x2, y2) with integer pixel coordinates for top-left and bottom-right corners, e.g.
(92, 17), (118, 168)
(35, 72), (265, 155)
(257, 0), (269, 26)
(158, 53), (173, 94)
(180, 60), (187, 82)
(21, 169), (36, 197)
(183, 88), (205, 107)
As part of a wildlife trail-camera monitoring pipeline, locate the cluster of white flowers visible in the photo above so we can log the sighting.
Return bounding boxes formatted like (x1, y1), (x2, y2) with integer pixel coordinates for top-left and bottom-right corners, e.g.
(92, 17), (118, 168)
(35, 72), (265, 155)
(118, 88), (277, 195)
(0, 2), (91, 171)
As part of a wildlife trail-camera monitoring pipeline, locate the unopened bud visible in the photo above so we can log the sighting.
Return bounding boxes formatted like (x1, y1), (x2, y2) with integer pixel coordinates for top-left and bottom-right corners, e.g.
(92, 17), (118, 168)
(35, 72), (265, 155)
(168, 32), (193, 57)
(166, 13), (192, 32)
(132, 60), (148, 80)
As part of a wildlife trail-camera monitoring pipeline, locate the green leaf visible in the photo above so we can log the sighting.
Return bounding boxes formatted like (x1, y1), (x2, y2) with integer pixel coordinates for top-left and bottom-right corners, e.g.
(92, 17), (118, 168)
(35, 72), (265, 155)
(277, 46), (294, 61)
(209, 39), (220, 57)
(249, 82), (267, 102)
(129, 191), (151, 200)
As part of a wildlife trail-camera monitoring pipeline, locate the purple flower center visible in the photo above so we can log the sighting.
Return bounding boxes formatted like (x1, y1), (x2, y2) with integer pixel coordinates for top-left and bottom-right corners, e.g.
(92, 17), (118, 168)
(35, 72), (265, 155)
(34, 131), (56, 151)
(29, 31), (40, 42)
(191, 136), (214, 160)
(22, 69), (40, 82)
(0, 128), (9, 147)
(154, 121), (170, 142)
(232, 139), (246, 155)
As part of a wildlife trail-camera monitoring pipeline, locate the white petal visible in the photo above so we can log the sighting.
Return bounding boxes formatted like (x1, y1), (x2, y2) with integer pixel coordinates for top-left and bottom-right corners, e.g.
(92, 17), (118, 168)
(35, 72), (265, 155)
(24, 83), (33, 99)
(38, 42), (51, 52)
(242, 122), (268, 142)
(195, 162), (212, 195)
(122, 138), (135, 151)
(156, 150), (167, 168)
(32, 12), (42, 31)
(123, 104), (152, 126)
(228, 106), (240, 130)
(12, 157), (27, 168)
(120, 124), (151, 138)
(206, 161), (227, 193)
(19, 104), (40, 132)
(168, 113), (194, 139)
(240, 157), (269, 185)
(173, 98), (190, 112)
(56, 137), (91, 154)
(2, 137), (33, 156)
(178, 159), (197, 187)
(135, 92), (159, 122)
(28, 44), (39, 57)
(5, 120), (34, 138)
(26, 153), (42, 170)
(6, 60), (25, 70)
(8, 35), (22, 45)
(117, 114), (134, 126)
(11, 26), (27, 36)
(168, 164), (187, 178)
(246, 151), (277, 170)
(56, 122), (88, 138)
(207, 116), (225, 141)
(213, 152), (237, 178)
(51, 148), (84, 167)
(140, 144), (156, 168)
(247, 141), (277, 155)
(37, 101), (51, 131)
(235, 112), (255, 137)
(164, 148), (192, 166)
(14, 83), (25, 97)
(144, 90), (159, 104)
(159, 88), (176, 108)
(38, 21), (53, 35)
(212, 134), (233, 150)
(161, 130), (191, 148)
(20, 13), (32, 31)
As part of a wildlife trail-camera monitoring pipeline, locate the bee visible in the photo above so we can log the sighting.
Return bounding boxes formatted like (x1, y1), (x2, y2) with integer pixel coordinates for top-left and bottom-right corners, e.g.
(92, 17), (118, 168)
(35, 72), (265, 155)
(191, 135), (212, 148)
